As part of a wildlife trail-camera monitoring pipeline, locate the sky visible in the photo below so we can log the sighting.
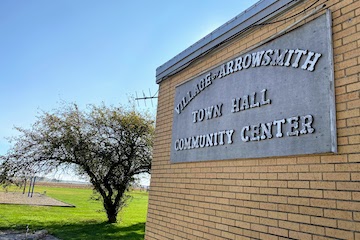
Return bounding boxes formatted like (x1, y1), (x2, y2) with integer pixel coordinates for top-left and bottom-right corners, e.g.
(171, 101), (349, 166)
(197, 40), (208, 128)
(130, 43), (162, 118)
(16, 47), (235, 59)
(0, 0), (257, 182)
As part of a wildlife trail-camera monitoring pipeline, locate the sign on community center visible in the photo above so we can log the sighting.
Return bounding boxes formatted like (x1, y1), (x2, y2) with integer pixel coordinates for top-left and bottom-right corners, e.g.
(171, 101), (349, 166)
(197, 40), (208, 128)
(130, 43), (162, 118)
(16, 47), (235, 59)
(171, 13), (336, 163)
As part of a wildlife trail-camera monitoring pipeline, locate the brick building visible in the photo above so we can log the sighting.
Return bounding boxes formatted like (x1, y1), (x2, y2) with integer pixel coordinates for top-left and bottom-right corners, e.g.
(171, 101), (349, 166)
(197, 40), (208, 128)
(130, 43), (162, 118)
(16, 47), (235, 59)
(146, 0), (360, 239)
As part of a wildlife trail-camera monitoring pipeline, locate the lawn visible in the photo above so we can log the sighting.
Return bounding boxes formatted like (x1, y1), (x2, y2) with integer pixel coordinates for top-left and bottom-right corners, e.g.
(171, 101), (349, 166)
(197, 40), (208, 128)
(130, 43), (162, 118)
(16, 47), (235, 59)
(0, 184), (149, 239)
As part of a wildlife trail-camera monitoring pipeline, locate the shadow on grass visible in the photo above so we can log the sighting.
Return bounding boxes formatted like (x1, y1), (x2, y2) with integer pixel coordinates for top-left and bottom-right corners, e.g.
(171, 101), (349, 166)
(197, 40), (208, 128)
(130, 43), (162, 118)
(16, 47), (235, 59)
(48, 221), (146, 240)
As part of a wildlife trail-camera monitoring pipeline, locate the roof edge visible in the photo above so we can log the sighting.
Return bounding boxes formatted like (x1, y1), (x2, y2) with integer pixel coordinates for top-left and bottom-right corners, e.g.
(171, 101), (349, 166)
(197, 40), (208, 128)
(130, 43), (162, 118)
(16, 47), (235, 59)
(156, 0), (304, 84)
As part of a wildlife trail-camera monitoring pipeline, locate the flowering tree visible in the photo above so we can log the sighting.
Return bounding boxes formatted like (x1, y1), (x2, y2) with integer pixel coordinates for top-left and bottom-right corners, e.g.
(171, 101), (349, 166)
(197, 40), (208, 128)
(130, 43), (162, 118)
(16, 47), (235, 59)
(0, 103), (154, 223)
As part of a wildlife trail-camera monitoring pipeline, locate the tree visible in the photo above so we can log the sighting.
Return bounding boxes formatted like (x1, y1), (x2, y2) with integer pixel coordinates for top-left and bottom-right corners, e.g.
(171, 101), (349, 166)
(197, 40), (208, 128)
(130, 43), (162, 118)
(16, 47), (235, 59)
(0, 103), (154, 223)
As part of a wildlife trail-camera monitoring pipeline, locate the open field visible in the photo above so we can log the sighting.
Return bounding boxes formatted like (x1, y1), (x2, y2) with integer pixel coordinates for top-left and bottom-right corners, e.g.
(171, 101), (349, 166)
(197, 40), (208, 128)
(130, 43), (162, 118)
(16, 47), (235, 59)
(0, 183), (148, 240)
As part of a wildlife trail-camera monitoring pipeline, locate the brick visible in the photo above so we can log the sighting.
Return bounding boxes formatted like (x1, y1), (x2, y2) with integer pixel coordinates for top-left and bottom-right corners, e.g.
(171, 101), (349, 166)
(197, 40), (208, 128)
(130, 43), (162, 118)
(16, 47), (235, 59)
(287, 197), (310, 206)
(338, 136), (349, 145)
(208, 227), (222, 237)
(279, 220), (300, 231)
(338, 119), (349, 129)
(346, 65), (360, 76)
(268, 165), (288, 172)
(338, 144), (360, 154)
(242, 229), (260, 239)
(324, 190), (352, 200)
(259, 233), (279, 240)
(251, 208), (268, 218)
(278, 203), (299, 214)
(268, 180), (287, 188)
(268, 195), (288, 204)
(221, 231), (235, 239)
(333, 38), (342, 48)
(348, 153), (360, 162)
(338, 220), (360, 231)
(323, 173), (351, 181)
(244, 186), (259, 194)
(341, 0), (360, 14)
(310, 179), (336, 189)
(297, 156), (321, 164)
(310, 199), (337, 208)
(336, 92), (359, 103)
(221, 217), (235, 226)
(349, 135), (360, 144)
(337, 201), (360, 211)
(351, 173), (360, 181)
(235, 218), (250, 229)
(344, 46), (360, 60)
(324, 209), (353, 220)
(215, 223), (229, 232)
(348, 99), (360, 110)
(300, 223), (325, 235)
(334, 11), (355, 25)
(259, 173), (277, 180)
(250, 223), (268, 233)
(320, 155), (348, 163)
(335, 56), (357, 71)
(259, 202), (277, 211)
(278, 173), (298, 180)
(299, 189), (323, 198)
(333, 21), (343, 34)
(251, 180), (268, 187)
(335, 75), (358, 87)
(334, 53), (344, 63)
(287, 181), (310, 189)
(228, 226), (243, 236)
(288, 213), (311, 224)
(333, 0), (354, 14)
(346, 82), (360, 92)
(235, 207), (250, 215)
(309, 164), (334, 172)
(336, 181), (360, 191)
(243, 215), (260, 225)
(278, 188), (299, 196)
(334, 41), (357, 55)
(313, 236), (334, 240)
(335, 69), (346, 79)
(268, 226), (289, 237)
(277, 158), (297, 165)
(299, 206), (323, 217)
(343, 31), (360, 45)
(268, 211), (288, 220)
(259, 187), (278, 195)
(325, 228), (354, 239)
(336, 102), (347, 111)
(289, 230), (312, 240)
(299, 173), (322, 180)
(288, 165), (309, 172)
(336, 85), (347, 95)
(311, 216), (337, 228)
(347, 116), (360, 126)
(354, 212), (360, 221)
(259, 217), (278, 227)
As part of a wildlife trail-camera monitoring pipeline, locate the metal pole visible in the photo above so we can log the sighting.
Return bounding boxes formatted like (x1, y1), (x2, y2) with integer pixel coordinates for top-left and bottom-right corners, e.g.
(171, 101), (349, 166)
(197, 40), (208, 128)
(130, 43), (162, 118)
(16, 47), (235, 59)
(22, 178), (27, 194)
(27, 177), (33, 197)
(30, 176), (36, 198)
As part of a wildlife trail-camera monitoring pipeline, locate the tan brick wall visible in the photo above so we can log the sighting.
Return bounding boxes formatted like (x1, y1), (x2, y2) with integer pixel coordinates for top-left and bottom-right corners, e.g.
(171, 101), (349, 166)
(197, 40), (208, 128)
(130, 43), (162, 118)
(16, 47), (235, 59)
(146, 0), (360, 239)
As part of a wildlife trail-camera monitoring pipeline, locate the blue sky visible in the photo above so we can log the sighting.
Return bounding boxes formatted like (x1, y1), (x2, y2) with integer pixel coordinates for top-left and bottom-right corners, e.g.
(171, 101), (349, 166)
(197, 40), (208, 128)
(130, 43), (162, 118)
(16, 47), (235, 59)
(0, 0), (256, 157)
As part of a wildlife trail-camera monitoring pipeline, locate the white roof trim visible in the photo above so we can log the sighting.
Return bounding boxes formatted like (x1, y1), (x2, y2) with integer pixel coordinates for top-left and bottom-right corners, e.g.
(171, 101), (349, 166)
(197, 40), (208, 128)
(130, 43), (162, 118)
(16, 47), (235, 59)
(156, 0), (304, 84)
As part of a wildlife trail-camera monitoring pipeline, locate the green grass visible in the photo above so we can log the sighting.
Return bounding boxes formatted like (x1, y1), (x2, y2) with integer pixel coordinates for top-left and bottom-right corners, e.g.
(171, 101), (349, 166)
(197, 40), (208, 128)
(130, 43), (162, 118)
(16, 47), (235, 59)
(0, 185), (148, 239)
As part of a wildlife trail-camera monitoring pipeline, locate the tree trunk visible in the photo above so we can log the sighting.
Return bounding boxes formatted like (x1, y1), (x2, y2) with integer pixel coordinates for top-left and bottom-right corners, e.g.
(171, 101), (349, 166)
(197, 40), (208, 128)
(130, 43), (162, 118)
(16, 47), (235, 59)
(106, 209), (117, 223)
(102, 186), (127, 223)
(105, 202), (118, 223)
